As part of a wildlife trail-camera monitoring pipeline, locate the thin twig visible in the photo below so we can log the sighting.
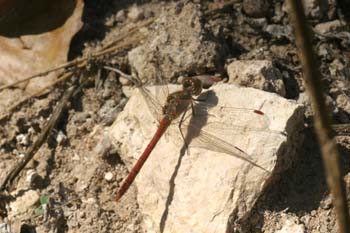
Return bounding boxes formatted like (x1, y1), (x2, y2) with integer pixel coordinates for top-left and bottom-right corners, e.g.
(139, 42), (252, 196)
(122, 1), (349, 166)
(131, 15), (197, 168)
(0, 64), (76, 92)
(0, 83), (77, 192)
(0, 71), (74, 122)
(287, 1), (350, 232)
(103, 66), (138, 85)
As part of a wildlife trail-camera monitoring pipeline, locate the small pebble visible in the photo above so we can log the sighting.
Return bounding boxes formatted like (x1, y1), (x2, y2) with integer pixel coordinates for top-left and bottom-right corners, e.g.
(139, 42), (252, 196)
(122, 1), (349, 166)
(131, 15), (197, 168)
(320, 196), (332, 210)
(72, 112), (91, 124)
(10, 190), (40, 213)
(314, 20), (342, 35)
(127, 5), (144, 22)
(265, 24), (292, 40)
(72, 153), (80, 161)
(311, 210), (317, 217)
(116, 10), (126, 22)
(104, 172), (114, 181)
(302, 0), (323, 18)
(26, 169), (38, 183)
(56, 131), (67, 145)
(16, 134), (29, 146)
(105, 16), (115, 27)
(94, 135), (112, 158)
(0, 223), (11, 233)
(243, 0), (270, 18)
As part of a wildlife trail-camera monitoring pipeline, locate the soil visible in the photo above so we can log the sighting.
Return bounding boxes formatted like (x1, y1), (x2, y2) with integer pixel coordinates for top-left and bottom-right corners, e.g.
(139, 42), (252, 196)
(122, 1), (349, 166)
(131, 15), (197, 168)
(1, 0), (350, 232)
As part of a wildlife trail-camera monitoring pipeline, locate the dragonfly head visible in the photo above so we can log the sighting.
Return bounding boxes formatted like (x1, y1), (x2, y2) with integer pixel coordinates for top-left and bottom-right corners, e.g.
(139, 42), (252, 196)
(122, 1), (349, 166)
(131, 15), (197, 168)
(182, 77), (202, 96)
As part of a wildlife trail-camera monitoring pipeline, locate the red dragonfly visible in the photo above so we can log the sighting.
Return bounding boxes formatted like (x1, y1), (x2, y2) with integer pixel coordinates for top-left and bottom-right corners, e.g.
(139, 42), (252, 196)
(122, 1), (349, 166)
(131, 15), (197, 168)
(104, 67), (271, 202)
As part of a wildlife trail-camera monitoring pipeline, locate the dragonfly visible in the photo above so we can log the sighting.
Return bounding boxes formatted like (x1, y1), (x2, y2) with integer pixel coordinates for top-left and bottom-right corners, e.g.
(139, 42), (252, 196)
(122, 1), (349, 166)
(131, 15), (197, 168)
(104, 66), (271, 202)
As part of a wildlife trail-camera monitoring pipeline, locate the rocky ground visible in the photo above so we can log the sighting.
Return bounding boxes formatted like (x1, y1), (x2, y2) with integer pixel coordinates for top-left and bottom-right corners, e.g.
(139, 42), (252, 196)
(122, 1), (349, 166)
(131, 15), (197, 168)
(1, 0), (350, 232)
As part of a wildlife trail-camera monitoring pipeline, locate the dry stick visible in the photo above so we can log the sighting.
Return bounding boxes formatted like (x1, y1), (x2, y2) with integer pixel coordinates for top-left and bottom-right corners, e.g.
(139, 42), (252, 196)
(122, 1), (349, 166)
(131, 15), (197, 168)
(0, 22), (150, 92)
(103, 66), (136, 84)
(287, 1), (350, 233)
(0, 32), (146, 121)
(0, 84), (77, 192)
(0, 71), (74, 122)
(94, 33), (146, 57)
(0, 64), (77, 92)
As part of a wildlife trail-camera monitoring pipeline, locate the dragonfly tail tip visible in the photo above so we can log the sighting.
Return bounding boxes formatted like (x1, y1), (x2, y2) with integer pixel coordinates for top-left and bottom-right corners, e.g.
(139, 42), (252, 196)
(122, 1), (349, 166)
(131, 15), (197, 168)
(115, 193), (122, 202)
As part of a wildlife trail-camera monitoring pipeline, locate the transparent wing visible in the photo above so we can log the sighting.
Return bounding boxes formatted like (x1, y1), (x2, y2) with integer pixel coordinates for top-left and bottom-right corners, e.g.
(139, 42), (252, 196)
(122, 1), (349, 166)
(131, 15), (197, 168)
(180, 118), (271, 172)
(155, 72), (169, 110)
(138, 85), (164, 122)
(195, 106), (269, 132)
(174, 101), (283, 172)
(170, 95), (271, 132)
(124, 63), (168, 122)
(152, 48), (169, 115)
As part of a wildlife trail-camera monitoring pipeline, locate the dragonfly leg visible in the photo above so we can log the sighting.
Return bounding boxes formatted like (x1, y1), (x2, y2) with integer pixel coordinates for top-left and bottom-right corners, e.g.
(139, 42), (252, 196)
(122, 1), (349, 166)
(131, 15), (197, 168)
(178, 107), (191, 155)
(190, 101), (196, 116)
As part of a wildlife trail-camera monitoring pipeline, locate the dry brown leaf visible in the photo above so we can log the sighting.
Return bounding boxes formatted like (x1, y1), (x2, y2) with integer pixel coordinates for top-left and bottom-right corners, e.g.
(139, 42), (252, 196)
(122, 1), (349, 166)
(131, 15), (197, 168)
(0, 0), (84, 93)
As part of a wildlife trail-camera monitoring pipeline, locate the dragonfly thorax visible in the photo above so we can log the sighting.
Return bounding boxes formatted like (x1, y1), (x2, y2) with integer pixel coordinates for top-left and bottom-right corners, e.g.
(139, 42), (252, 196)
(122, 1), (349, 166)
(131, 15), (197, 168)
(162, 77), (203, 121)
(162, 91), (192, 121)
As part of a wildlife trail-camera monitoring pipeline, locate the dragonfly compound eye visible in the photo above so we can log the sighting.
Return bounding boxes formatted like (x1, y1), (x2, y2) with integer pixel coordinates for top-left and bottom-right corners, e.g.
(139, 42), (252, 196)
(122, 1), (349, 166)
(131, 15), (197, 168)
(183, 77), (202, 96)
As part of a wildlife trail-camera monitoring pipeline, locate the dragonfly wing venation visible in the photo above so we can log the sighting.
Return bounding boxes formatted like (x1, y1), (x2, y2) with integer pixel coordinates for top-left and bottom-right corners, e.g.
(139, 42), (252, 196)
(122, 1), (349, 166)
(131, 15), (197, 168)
(155, 73), (170, 110)
(187, 125), (253, 160)
(138, 86), (164, 122)
(178, 122), (272, 172)
(181, 122), (273, 171)
(194, 104), (271, 130)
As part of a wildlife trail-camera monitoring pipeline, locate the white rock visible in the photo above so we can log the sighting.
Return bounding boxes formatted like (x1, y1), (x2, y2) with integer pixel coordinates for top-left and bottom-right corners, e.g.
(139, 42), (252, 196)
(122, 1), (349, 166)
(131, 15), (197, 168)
(0, 222), (11, 233)
(297, 92), (310, 106)
(336, 94), (350, 115)
(9, 190), (39, 214)
(275, 218), (306, 233)
(116, 10), (126, 22)
(94, 134), (113, 158)
(16, 134), (29, 146)
(56, 130), (67, 145)
(72, 152), (80, 161)
(26, 169), (38, 183)
(127, 5), (144, 22)
(227, 60), (286, 96)
(301, 0), (322, 18)
(104, 172), (114, 181)
(128, 3), (221, 83)
(265, 24), (292, 40)
(109, 84), (304, 233)
(314, 20), (342, 35)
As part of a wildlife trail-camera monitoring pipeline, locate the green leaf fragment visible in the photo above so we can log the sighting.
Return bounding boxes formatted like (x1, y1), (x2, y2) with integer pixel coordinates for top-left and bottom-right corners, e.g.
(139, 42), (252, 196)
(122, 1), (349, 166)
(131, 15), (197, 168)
(35, 207), (44, 215)
(40, 195), (49, 205)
